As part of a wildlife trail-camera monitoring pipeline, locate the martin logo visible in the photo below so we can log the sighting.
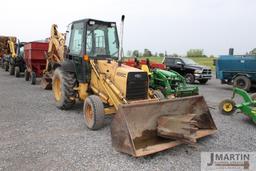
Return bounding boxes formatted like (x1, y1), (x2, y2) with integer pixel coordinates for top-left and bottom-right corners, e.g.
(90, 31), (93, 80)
(201, 152), (256, 171)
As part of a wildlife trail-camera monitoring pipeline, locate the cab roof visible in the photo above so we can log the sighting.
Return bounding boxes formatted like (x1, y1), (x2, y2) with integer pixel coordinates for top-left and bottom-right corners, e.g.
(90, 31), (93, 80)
(71, 18), (116, 25)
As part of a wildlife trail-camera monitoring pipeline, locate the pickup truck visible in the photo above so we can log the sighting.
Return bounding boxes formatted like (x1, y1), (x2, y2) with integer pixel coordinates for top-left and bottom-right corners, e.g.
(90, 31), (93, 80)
(163, 56), (212, 84)
(216, 55), (256, 91)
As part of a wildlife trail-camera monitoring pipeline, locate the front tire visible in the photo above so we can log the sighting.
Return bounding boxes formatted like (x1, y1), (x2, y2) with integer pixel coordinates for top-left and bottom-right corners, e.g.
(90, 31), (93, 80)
(4, 62), (9, 72)
(52, 68), (76, 110)
(31, 72), (36, 85)
(199, 79), (208, 84)
(153, 90), (165, 100)
(1, 61), (4, 69)
(83, 95), (105, 130)
(219, 99), (236, 115)
(233, 75), (251, 91)
(9, 64), (14, 75)
(24, 69), (30, 81)
(185, 73), (195, 84)
(15, 66), (20, 77)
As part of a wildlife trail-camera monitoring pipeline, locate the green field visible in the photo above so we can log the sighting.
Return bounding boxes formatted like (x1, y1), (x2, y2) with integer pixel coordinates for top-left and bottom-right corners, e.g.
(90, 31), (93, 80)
(124, 56), (215, 70)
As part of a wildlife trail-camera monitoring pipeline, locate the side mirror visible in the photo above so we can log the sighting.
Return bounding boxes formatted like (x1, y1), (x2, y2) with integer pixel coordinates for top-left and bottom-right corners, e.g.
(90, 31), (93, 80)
(176, 61), (183, 65)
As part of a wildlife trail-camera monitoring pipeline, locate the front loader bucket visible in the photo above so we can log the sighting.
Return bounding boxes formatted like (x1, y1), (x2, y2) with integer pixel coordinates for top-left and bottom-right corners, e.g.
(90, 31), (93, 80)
(111, 95), (217, 157)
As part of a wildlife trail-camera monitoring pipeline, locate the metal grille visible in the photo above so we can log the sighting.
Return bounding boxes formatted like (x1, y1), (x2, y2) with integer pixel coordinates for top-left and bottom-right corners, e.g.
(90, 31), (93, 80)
(202, 69), (211, 75)
(126, 72), (148, 100)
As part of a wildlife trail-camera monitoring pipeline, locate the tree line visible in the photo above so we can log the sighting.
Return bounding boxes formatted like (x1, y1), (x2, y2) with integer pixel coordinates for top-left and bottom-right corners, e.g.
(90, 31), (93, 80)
(126, 48), (256, 58)
(126, 49), (215, 58)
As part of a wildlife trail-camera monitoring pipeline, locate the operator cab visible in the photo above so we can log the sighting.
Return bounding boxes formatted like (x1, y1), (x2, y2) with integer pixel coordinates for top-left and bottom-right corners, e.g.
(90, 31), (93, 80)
(66, 19), (119, 60)
(65, 19), (120, 82)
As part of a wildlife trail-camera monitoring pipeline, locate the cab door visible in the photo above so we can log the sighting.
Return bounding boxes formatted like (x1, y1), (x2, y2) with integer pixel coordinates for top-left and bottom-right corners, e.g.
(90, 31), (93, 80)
(68, 22), (86, 82)
(173, 58), (185, 75)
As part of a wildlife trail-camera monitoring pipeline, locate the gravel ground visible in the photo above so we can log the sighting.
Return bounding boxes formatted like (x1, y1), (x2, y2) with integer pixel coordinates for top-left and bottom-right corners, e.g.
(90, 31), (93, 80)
(0, 70), (255, 171)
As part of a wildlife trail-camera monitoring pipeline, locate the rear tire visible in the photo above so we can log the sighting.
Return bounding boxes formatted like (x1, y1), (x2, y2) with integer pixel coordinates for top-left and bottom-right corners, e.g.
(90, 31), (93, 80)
(25, 69), (30, 81)
(31, 72), (36, 85)
(153, 90), (165, 100)
(83, 95), (105, 130)
(199, 79), (208, 84)
(233, 75), (251, 91)
(9, 64), (14, 75)
(1, 61), (4, 69)
(4, 62), (9, 72)
(15, 66), (20, 77)
(185, 73), (195, 84)
(52, 68), (76, 110)
(219, 99), (236, 115)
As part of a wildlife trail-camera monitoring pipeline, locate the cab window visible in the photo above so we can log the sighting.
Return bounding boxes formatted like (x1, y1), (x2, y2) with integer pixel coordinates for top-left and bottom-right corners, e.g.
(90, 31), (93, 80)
(165, 58), (175, 65)
(69, 23), (84, 55)
(174, 59), (182, 65)
(86, 23), (119, 58)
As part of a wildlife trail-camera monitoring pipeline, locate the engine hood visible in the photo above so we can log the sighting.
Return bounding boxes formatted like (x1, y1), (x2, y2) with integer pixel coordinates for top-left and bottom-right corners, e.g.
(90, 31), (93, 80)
(185, 64), (210, 70)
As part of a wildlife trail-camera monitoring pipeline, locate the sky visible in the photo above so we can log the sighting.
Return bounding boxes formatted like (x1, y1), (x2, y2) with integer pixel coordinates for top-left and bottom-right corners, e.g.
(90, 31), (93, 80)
(1, 0), (256, 56)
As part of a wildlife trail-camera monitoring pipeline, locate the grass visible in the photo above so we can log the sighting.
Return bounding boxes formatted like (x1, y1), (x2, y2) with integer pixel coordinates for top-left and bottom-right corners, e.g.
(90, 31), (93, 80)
(124, 56), (215, 70)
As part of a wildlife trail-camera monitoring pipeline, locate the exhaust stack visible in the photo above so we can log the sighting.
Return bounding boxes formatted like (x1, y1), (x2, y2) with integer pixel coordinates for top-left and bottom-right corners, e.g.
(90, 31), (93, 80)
(118, 15), (125, 61)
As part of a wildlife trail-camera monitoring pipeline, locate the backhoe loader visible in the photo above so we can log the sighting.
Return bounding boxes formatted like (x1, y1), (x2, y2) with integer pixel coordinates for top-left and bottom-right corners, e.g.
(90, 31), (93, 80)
(41, 24), (65, 89)
(8, 40), (26, 77)
(52, 17), (217, 157)
(0, 36), (16, 71)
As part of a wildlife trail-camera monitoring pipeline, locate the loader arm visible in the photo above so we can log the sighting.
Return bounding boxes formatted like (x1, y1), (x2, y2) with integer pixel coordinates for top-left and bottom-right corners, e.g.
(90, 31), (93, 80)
(44, 24), (65, 72)
(41, 24), (66, 90)
(8, 40), (16, 58)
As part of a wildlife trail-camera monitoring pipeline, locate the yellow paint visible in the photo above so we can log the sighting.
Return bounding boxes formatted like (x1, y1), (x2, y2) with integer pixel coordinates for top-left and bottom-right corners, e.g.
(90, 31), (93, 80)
(141, 64), (152, 76)
(77, 83), (88, 100)
(53, 76), (62, 102)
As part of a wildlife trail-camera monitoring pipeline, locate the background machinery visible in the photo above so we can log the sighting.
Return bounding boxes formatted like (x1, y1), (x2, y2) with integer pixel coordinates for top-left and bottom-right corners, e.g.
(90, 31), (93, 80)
(124, 58), (166, 69)
(124, 58), (199, 98)
(24, 42), (49, 84)
(219, 87), (256, 124)
(8, 40), (26, 77)
(0, 36), (10, 68)
(216, 49), (256, 91)
(163, 56), (212, 84)
(0, 36), (16, 71)
(51, 17), (217, 157)
(41, 24), (65, 89)
(149, 68), (199, 98)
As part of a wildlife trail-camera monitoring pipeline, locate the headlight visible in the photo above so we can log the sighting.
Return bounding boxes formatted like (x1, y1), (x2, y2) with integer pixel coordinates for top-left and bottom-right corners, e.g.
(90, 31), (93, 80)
(194, 70), (202, 74)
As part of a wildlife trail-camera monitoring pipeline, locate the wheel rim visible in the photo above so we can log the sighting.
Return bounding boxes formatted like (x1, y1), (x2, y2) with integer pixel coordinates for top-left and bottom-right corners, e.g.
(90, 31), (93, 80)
(53, 77), (62, 102)
(223, 102), (233, 112)
(85, 104), (93, 126)
(186, 75), (192, 83)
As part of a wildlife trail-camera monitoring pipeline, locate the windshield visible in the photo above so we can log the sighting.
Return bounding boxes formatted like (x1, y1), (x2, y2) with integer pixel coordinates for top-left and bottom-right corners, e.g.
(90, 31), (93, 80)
(182, 58), (197, 65)
(19, 47), (24, 56)
(86, 23), (119, 58)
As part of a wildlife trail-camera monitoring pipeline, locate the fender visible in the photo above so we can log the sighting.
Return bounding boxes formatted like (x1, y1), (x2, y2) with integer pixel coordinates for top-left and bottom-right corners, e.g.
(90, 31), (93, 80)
(232, 73), (251, 80)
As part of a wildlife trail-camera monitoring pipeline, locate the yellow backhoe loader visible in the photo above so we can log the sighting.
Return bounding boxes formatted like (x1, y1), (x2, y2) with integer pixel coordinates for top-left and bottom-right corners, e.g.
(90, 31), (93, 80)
(0, 36), (16, 71)
(41, 24), (65, 89)
(52, 16), (217, 157)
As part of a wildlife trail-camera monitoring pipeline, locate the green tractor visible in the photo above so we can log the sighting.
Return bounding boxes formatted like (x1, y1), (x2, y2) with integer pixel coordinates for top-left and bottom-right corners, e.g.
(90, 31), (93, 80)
(219, 87), (256, 124)
(141, 65), (199, 98)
